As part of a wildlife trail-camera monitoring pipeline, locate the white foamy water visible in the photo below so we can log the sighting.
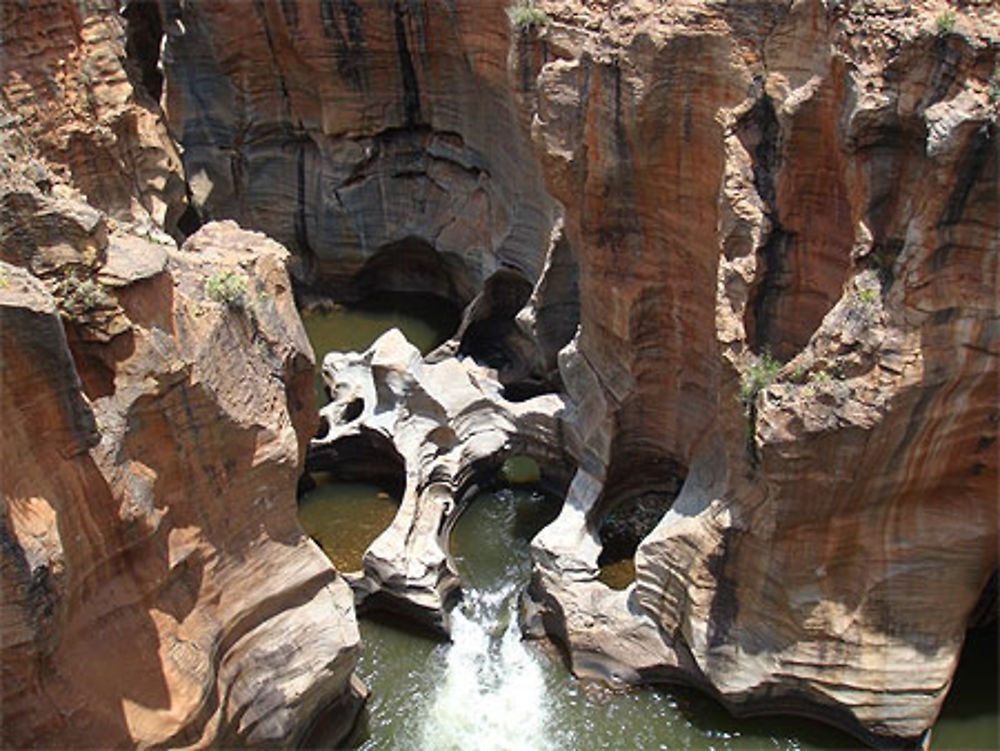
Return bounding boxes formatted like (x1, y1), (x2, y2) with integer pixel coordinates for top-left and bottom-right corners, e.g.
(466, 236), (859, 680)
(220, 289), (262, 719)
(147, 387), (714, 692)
(418, 582), (552, 751)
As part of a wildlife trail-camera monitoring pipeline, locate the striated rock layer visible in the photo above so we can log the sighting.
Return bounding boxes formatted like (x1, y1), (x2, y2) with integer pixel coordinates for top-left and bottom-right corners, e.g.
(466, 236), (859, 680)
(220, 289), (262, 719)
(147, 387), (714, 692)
(2, 0), (997, 748)
(160, 0), (557, 289)
(515, 0), (999, 746)
(3, 2), (366, 746)
(216, 0), (993, 745)
(0, 164), (364, 746)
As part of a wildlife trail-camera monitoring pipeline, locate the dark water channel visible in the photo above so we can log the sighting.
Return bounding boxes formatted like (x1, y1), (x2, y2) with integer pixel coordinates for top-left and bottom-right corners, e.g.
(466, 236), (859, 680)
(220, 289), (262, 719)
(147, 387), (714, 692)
(297, 301), (998, 750)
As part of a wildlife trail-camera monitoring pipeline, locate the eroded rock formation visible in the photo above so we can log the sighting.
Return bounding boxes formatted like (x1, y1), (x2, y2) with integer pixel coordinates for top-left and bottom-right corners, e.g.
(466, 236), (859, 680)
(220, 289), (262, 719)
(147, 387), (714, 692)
(159, 0), (557, 294)
(312, 328), (569, 632)
(516, 1), (999, 746)
(3, 0), (997, 748)
(1, 0), (188, 234)
(0, 201), (364, 746)
(0, 28), (364, 739)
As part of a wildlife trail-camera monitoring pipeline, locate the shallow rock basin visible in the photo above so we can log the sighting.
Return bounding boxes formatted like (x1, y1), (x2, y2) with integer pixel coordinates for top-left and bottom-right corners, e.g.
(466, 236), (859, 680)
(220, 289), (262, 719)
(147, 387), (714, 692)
(298, 475), (400, 574)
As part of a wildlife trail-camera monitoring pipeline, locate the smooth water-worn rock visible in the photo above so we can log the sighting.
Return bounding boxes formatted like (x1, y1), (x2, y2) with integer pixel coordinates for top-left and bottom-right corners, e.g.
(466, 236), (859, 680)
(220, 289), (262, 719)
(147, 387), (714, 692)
(0, 201), (364, 746)
(4, 0), (998, 747)
(160, 0), (556, 289)
(515, 1), (998, 745)
(313, 328), (570, 633)
(158, 0), (580, 386)
(2, 6), (366, 744)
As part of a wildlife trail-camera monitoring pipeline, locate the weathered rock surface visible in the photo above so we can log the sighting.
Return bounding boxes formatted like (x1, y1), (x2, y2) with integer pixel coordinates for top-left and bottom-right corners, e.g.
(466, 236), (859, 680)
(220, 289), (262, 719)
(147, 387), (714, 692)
(313, 328), (569, 633)
(1, 208), (364, 746)
(515, 0), (999, 746)
(158, 0), (582, 388)
(4, 0), (998, 748)
(160, 0), (558, 293)
(0, 0), (188, 234)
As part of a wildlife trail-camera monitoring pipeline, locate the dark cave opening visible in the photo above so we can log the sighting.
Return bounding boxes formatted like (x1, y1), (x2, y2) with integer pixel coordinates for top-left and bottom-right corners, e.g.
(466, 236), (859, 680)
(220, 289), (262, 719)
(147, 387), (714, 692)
(458, 268), (542, 388)
(595, 445), (688, 589)
(352, 236), (470, 307)
(304, 429), (406, 500)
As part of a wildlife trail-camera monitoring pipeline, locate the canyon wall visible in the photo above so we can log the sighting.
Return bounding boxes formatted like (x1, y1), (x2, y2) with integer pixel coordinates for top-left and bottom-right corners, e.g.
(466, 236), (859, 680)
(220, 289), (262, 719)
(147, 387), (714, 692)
(156, 0), (997, 745)
(2, 0), (997, 748)
(1, 2), (363, 746)
(1, 0), (189, 234)
(518, 0), (998, 746)
(159, 0), (557, 290)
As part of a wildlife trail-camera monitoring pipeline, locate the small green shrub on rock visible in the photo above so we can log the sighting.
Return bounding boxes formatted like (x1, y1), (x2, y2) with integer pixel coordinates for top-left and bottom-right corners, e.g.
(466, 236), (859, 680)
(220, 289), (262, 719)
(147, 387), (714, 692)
(205, 270), (247, 308)
(55, 270), (107, 316)
(989, 67), (1000, 106)
(740, 352), (781, 464)
(740, 352), (781, 410)
(935, 9), (956, 35)
(507, 1), (548, 28)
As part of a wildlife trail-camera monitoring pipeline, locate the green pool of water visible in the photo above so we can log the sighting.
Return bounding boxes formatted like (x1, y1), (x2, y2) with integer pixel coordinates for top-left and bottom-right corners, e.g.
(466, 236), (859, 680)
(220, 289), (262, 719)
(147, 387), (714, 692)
(597, 557), (636, 590)
(297, 475), (398, 573)
(302, 292), (459, 405)
(933, 622), (999, 750)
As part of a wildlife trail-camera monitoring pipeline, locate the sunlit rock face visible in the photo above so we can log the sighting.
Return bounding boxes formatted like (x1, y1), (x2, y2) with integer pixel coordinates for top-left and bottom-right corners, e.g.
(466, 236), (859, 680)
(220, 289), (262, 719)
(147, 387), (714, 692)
(0, 154), (363, 746)
(516, 1), (998, 746)
(312, 328), (569, 633)
(2, 0), (997, 748)
(0, 0), (188, 234)
(159, 0), (580, 386)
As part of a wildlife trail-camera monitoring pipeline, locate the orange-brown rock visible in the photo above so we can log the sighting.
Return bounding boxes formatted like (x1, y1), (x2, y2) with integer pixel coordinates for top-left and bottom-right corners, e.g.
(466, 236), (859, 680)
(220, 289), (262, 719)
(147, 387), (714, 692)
(0, 0), (188, 234)
(519, 0), (998, 746)
(1, 200), (364, 746)
(3, 0), (997, 748)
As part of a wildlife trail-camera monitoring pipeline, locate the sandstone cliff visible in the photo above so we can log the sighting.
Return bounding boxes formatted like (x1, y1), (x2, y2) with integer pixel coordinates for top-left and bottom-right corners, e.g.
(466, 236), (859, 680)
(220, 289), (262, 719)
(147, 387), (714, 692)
(1, 0), (189, 235)
(0, 206), (363, 747)
(162, 0), (994, 745)
(1, 6), (363, 738)
(517, 0), (999, 746)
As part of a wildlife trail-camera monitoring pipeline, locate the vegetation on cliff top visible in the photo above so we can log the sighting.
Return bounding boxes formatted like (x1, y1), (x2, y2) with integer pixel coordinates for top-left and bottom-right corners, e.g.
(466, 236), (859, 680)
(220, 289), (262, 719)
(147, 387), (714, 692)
(205, 269), (247, 308)
(507, 1), (549, 28)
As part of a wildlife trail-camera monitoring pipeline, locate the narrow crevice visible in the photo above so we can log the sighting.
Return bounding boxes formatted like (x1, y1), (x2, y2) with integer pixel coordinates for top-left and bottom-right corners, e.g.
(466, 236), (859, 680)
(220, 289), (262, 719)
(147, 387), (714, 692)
(393, 1), (422, 126)
(740, 94), (791, 359)
(294, 137), (318, 280)
(121, 0), (164, 104)
(320, 0), (368, 91)
(746, 228), (795, 358)
(939, 122), (995, 227)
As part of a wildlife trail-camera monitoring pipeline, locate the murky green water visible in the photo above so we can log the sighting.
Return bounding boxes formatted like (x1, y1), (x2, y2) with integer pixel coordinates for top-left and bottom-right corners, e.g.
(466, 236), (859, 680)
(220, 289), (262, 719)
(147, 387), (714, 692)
(301, 293), (459, 405)
(933, 623), (999, 750)
(297, 474), (398, 573)
(328, 484), (999, 751)
(339, 487), (861, 751)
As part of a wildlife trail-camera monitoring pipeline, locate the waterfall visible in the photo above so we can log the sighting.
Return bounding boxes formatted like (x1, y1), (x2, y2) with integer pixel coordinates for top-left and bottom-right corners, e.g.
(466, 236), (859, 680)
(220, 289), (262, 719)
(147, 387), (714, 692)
(418, 581), (552, 751)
